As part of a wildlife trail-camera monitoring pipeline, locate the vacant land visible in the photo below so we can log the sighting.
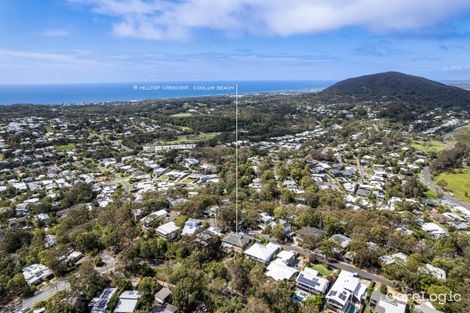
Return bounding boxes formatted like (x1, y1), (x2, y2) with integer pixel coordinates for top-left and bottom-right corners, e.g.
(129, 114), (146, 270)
(156, 132), (220, 144)
(434, 167), (470, 203)
(55, 143), (76, 151)
(411, 140), (446, 153)
(311, 263), (334, 277)
(452, 125), (470, 146)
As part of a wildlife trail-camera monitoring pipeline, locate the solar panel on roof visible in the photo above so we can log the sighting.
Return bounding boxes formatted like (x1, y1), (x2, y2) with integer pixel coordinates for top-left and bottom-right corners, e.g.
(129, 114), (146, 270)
(298, 274), (320, 287)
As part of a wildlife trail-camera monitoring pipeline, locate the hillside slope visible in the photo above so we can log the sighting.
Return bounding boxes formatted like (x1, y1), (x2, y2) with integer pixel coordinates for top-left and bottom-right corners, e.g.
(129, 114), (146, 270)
(320, 71), (470, 109)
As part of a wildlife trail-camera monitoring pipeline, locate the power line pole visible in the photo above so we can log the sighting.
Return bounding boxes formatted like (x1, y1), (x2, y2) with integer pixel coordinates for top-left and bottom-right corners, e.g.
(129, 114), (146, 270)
(235, 83), (239, 235)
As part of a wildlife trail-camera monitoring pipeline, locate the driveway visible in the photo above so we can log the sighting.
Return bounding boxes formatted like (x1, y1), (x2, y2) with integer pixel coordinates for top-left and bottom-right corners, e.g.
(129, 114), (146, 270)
(96, 251), (117, 275)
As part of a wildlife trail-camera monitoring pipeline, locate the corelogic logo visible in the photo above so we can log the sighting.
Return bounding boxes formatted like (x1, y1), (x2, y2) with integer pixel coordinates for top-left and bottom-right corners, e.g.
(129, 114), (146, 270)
(386, 291), (461, 304)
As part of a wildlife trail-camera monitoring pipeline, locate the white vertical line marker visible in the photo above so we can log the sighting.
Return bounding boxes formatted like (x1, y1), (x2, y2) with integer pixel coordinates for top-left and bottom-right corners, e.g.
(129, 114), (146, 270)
(235, 83), (239, 235)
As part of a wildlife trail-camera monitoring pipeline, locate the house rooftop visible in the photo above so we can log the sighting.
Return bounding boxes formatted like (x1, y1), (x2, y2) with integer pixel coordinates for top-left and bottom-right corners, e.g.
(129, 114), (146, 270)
(266, 258), (298, 281)
(222, 232), (253, 248)
(155, 287), (172, 304)
(244, 242), (280, 264)
(156, 222), (181, 235)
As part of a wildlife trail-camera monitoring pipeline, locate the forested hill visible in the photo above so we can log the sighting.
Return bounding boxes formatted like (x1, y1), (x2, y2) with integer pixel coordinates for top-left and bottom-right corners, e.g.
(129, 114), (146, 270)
(320, 71), (470, 109)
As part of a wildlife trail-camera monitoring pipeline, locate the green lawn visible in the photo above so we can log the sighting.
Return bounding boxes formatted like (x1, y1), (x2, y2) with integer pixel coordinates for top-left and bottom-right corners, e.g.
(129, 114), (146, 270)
(363, 306), (373, 313)
(170, 112), (193, 118)
(311, 263), (334, 277)
(55, 143), (76, 151)
(411, 140), (446, 154)
(452, 125), (470, 146)
(434, 167), (470, 203)
(424, 189), (439, 200)
(177, 126), (193, 131)
(156, 132), (220, 144)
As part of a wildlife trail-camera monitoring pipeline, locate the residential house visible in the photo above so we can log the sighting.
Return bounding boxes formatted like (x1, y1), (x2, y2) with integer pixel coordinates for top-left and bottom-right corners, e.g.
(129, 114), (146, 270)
(156, 222), (181, 241)
(414, 303), (443, 313)
(114, 291), (141, 313)
(325, 270), (367, 312)
(296, 267), (329, 295)
(296, 226), (324, 246)
(155, 287), (172, 304)
(90, 288), (117, 313)
(221, 232), (254, 253)
(244, 242), (280, 264)
(421, 223), (447, 238)
(419, 264), (446, 280)
(369, 291), (407, 313)
(181, 218), (201, 236)
(22, 264), (53, 285)
(378, 253), (408, 266)
(329, 234), (352, 249)
(266, 258), (298, 281)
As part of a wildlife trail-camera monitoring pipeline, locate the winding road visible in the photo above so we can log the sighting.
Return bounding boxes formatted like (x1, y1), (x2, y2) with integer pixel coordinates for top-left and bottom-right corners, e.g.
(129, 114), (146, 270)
(420, 166), (470, 210)
(2, 280), (71, 313)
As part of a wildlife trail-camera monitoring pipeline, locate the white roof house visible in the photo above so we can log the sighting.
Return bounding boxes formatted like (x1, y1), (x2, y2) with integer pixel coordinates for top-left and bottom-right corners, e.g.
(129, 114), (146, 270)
(329, 234), (352, 249)
(114, 291), (140, 313)
(155, 287), (172, 304)
(379, 252), (408, 266)
(276, 250), (296, 265)
(420, 264), (446, 280)
(182, 218), (201, 236)
(373, 294), (407, 313)
(266, 258), (298, 281)
(244, 242), (280, 264)
(325, 270), (367, 312)
(296, 267), (329, 295)
(156, 222), (181, 241)
(421, 223), (447, 237)
(22, 264), (53, 285)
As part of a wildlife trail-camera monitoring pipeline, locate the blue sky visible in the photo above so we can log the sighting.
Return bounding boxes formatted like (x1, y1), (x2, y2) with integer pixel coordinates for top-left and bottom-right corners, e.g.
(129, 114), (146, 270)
(1, 0), (470, 84)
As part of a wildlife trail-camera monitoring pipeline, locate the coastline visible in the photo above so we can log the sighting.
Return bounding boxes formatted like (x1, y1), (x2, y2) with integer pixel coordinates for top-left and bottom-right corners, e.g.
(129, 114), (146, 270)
(0, 81), (331, 106)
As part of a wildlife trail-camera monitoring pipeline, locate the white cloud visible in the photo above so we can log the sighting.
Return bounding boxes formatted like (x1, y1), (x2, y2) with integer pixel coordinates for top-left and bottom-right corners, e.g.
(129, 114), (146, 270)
(69, 0), (470, 40)
(0, 48), (338, 83)
(0, 49), (104, 67)
(39, 29), (70, 37)
(441, 65), (470, 71)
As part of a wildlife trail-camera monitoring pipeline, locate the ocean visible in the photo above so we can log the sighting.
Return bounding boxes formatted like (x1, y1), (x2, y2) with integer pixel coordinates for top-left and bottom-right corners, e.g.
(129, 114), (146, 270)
(0, 81), (332, 105)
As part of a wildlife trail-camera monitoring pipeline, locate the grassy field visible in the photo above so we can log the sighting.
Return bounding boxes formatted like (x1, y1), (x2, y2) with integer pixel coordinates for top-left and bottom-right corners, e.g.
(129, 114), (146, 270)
(311, 263), (334, 277)
(177, 126), (193, 131)
(170, 112), (193, 118)
(452, 125), (470, 146)
(157, 132), (220, 144)
(55, 143), (76, 151)
(424, 189), (439, 200)
(433, 167), (470, 203)
(411, 140), (446, 153)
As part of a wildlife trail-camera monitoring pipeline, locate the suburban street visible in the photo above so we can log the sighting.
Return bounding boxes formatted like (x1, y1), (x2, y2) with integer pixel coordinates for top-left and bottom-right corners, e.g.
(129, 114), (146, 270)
(17, 280), (70, 312)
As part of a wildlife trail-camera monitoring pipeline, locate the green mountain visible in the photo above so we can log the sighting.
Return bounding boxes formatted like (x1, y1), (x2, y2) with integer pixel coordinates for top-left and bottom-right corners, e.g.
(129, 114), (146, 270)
(321, 71), (470, 109)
